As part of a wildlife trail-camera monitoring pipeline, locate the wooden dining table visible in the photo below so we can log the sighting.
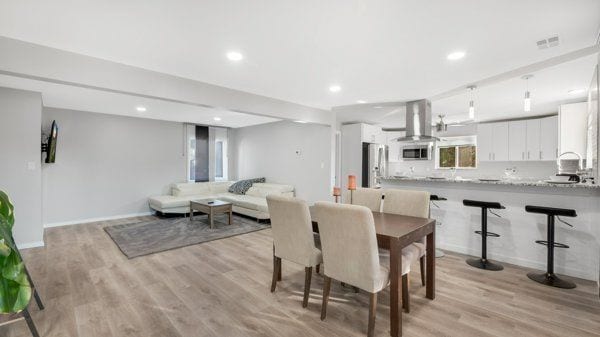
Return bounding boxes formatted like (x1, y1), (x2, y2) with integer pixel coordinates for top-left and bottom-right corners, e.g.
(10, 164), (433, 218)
(310, 207), (436, 337)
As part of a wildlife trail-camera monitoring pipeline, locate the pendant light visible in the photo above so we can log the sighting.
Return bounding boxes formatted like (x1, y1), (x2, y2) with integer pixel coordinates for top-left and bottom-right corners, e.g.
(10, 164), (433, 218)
(467, 85), (476, 120)
(522, 75), (533, 112)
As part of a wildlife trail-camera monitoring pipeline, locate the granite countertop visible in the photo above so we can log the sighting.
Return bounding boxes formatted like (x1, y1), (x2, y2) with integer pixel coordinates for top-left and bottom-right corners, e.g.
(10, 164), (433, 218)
(380, 176), (600, 189)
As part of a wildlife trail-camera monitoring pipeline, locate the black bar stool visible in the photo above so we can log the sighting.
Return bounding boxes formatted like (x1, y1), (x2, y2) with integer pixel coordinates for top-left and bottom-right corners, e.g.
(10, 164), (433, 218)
(430, 195), (447, 258)
(525, 205), (577, 289)
(463, 199), (505, 271)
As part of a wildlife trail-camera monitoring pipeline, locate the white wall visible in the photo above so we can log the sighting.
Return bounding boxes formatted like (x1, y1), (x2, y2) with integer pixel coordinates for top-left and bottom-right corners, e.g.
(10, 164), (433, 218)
(230, 121), (332, 203)
(42, 108), (186, 226)
(0, 87), (43, 247)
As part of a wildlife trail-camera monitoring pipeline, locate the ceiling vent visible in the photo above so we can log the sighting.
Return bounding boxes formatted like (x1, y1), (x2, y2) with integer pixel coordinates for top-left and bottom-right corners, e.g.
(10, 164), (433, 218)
(537, 35), (559, 49)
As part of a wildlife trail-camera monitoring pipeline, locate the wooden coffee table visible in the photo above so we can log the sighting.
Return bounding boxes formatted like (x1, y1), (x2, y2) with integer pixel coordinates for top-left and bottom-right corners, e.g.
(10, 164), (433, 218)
(189, 199), (233, 229)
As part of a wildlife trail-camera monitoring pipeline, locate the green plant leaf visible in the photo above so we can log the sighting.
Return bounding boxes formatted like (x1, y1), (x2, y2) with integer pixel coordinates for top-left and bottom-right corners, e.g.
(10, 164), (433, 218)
(0, 239), (10, 257)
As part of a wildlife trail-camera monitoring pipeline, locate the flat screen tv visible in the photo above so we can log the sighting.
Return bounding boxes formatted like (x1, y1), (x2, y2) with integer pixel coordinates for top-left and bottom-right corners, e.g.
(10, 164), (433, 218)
(45, 120), (58, 163)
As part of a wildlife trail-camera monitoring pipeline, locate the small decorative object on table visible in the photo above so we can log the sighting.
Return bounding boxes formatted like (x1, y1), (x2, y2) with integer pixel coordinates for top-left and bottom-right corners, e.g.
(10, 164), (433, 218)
(347, 175), (357, 204)
(332, 187), (341, 203)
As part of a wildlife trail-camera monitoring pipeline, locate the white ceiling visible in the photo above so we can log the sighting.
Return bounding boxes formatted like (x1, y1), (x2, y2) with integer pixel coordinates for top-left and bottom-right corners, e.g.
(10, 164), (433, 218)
(0, 0), (598, 111)
(335, 54), (599, 127)
(0, 75), (279, 128)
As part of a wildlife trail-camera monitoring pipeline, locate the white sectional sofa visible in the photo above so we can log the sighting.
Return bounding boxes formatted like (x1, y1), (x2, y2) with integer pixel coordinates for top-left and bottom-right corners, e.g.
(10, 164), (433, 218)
(148, 181), (295, 220)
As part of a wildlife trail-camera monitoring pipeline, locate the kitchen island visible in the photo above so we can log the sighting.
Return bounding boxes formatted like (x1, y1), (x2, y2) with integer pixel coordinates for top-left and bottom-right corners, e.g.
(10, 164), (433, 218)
(380, 176), (600, 283)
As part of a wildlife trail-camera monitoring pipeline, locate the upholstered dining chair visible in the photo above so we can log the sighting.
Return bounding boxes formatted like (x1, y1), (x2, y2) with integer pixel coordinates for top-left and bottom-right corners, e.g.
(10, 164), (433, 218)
(344, 188), (383, 212)
(314, 202), (420, 337)
(266, 195), (322, 308)
(382, 189), (430, 290)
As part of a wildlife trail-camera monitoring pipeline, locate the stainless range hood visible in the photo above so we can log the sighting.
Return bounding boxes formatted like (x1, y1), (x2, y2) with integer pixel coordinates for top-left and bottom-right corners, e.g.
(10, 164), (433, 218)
(393, 99), (439, 142)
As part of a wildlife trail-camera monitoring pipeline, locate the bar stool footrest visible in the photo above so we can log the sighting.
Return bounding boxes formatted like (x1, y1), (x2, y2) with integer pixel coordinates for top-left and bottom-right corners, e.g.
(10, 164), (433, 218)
(534, 240), (569, 249)
(474, 230), (500, 238)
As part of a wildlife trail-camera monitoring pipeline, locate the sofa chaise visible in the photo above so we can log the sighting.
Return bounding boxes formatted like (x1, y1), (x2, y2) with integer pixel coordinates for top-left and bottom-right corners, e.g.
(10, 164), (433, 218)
(148, 181), (295, 220)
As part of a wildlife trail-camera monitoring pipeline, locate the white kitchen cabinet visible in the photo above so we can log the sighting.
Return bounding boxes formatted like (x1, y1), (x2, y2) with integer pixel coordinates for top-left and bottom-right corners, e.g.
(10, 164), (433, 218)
(526, 119), (541, 160)
(540, 116), (558, 161)
(477, 123), (493, 161)
(478, 122), (509, 161)
(508, 120), (527, 161)
(493, 122), (510, 161)
(361, 124), (384, 144)
(559, 102), (588, 158)
(385, 131), (404, 162)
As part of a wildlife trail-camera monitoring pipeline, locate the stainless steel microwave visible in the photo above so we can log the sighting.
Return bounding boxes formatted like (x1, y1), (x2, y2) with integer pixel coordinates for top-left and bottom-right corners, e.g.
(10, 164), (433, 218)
(402, 145), (431, 160)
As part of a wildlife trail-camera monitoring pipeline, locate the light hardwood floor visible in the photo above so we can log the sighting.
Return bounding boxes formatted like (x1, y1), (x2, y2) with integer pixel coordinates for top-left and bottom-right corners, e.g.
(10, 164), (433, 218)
(2, 215), (600, 337)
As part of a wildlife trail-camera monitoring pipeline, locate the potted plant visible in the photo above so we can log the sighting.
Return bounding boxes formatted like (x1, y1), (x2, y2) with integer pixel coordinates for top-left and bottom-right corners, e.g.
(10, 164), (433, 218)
(0, 190), (39, 337)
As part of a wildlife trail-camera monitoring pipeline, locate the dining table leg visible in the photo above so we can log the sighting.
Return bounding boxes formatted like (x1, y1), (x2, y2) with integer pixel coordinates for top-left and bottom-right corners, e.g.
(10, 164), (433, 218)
(389, 237), (402, 337)
(426, 227), (436, 300)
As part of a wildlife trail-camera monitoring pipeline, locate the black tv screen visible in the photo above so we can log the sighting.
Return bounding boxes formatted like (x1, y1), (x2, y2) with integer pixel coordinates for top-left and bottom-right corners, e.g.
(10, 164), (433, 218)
(45, 120), (58, 163)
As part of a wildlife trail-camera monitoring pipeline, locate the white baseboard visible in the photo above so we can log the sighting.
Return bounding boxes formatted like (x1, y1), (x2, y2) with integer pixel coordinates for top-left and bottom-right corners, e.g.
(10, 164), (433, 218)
(44, 212), (153, 228)
(17, 241), (45, 250)
(439, 242), (596, 281)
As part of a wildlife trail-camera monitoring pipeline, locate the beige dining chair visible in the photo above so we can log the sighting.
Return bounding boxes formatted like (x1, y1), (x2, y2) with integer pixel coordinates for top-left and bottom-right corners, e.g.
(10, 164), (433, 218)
(344, 188), (383, 212)
(267, 195), (323, 308)
(314, 201), (419, 337)
(382, 189), (430, 288)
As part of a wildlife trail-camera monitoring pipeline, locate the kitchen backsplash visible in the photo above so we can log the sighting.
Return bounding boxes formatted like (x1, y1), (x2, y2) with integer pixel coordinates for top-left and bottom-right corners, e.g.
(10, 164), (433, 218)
(388, 160), (559, 180)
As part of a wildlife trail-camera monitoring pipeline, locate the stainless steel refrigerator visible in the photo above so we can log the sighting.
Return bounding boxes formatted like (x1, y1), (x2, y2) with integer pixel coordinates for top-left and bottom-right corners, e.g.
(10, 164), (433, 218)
(362, 143), (388, 188)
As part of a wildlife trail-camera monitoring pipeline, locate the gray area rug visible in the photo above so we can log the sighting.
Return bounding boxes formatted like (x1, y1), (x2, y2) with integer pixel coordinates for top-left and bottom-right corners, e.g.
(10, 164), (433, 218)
(104, 214), (270, 258)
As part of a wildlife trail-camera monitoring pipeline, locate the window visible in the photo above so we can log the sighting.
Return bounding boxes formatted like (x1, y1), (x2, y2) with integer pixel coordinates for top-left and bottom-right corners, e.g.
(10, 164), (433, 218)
(215, 141), (224, 179)
(436, 144), (477, 169)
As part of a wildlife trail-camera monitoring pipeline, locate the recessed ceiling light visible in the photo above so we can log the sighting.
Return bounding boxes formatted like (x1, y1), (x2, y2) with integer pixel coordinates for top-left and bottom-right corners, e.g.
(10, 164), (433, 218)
(373, 106), (383, 109)
(446, 51), (466, 60)
(294, 120), (308, 124)
(213, 117), (222, 121)
(136, 106), (146, 112)
(568, 89), (585, 95)
(226, 51), (244, 61)
(357, 100), (367, 104)
(329, 85), (341, 93)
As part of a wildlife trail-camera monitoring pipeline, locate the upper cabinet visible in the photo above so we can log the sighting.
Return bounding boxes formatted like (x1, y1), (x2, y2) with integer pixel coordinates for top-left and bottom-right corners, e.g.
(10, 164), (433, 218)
(361, 124), (384, 144)
(480, 116), (557, 162)
(508, 120), (527, 161)
(526, 119), (541, 160)
(477, 122), (508, 161)
(559, 102), (588, 159)
(540, 116), (558, 161)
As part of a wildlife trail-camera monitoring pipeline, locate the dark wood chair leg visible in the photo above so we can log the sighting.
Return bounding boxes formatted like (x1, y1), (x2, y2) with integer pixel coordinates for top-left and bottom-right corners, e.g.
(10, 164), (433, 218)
(368, 292), (378, 337)
(402, 274), (410, 313)
(420, 256), (426, 287)
(271, 255), (281, 292)
(303, 267), (312, 308)
(321, 276), (332, 320)
(22, 308), (40, 337)
(315, 264), (320, 274)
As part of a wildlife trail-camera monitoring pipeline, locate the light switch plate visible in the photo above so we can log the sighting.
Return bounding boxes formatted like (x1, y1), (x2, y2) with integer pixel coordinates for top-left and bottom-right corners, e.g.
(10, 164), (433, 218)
(27, 161), (36, 170)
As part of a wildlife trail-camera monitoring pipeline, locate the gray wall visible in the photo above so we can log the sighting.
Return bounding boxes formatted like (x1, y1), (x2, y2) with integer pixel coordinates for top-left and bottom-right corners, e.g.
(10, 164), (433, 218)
(0, 87), (43, 246)
(42, 108), (186, 225)
(230, 121), (332, 203)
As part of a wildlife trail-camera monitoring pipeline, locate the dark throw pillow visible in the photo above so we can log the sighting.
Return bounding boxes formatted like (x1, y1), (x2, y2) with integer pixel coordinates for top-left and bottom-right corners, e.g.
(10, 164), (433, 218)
(228, 177), (266, 194)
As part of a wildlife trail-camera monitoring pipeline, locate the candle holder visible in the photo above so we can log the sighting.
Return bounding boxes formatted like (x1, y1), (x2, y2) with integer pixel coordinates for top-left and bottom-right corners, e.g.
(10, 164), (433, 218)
(332, 187), (341, 203)
(347, 175), (357, 204)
